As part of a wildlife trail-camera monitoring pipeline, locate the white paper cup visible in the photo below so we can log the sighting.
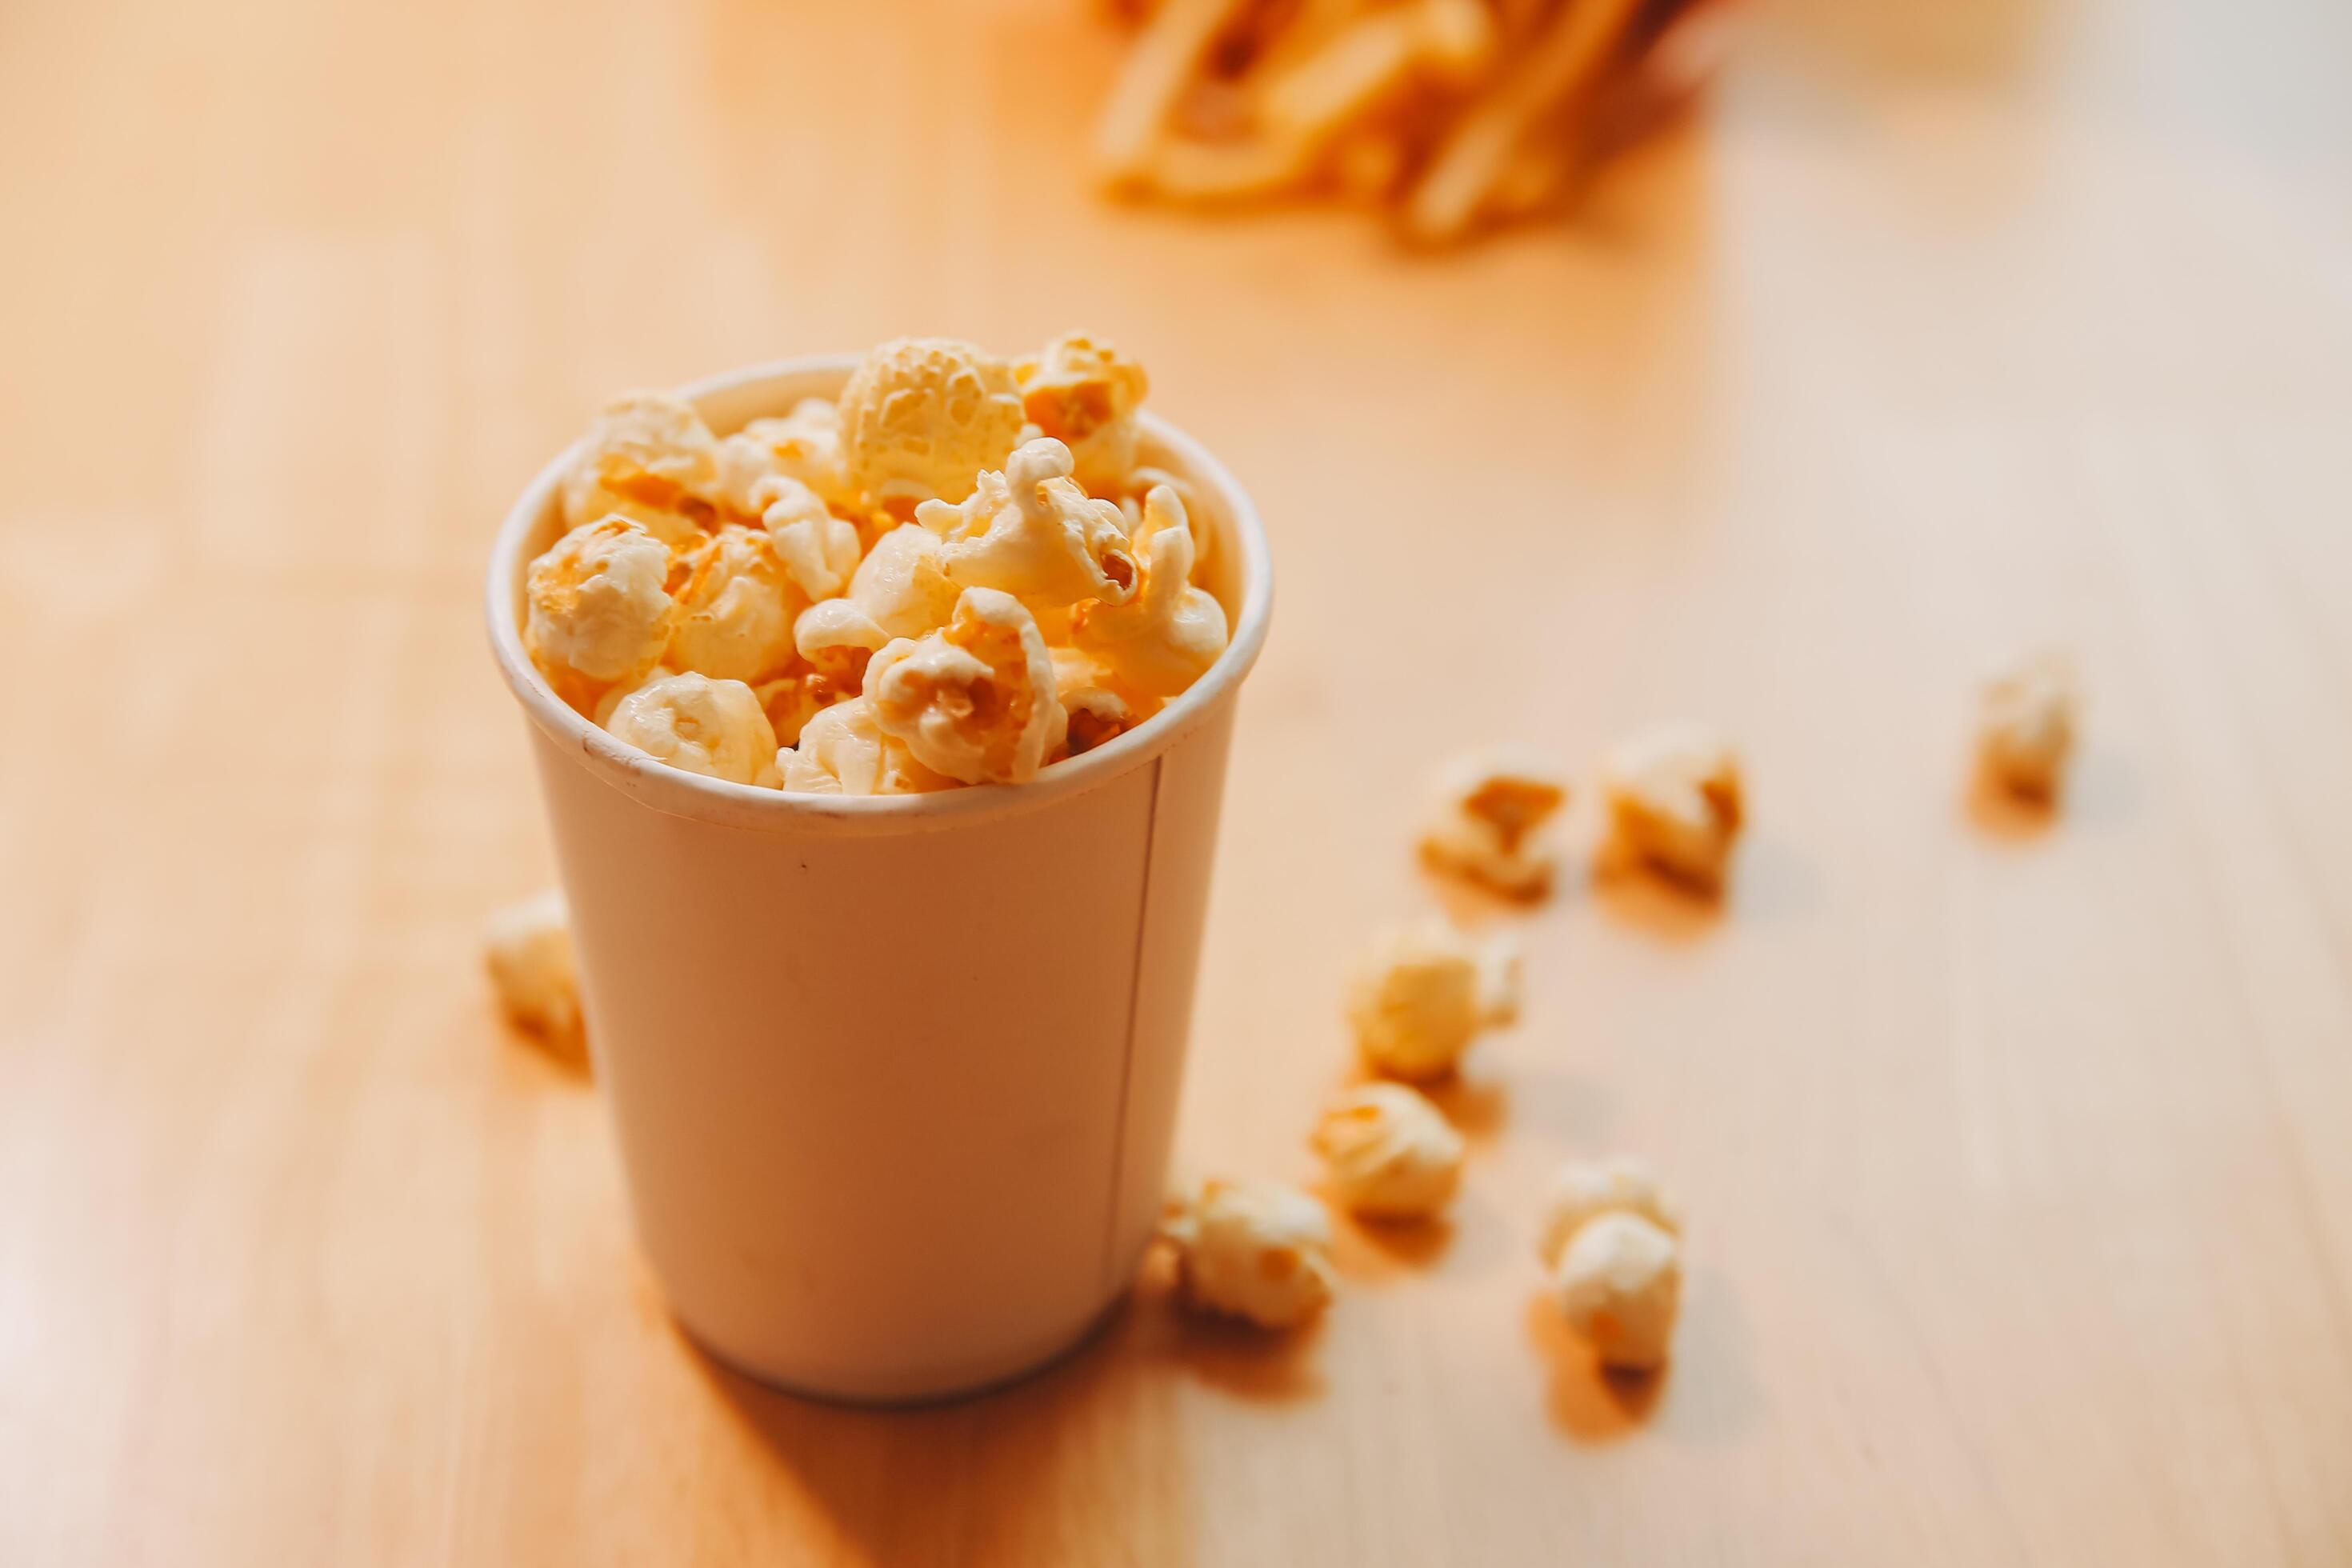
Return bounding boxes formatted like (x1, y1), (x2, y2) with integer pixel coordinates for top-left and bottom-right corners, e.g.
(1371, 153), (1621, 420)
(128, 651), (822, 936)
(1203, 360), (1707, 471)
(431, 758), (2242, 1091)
(486, 358), (1272, 1403)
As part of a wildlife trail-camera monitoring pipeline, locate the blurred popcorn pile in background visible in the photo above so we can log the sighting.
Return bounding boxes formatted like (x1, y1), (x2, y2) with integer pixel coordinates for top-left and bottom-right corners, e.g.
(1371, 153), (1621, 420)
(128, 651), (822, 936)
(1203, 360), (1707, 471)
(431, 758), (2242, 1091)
(1093, 0), (1733, 242)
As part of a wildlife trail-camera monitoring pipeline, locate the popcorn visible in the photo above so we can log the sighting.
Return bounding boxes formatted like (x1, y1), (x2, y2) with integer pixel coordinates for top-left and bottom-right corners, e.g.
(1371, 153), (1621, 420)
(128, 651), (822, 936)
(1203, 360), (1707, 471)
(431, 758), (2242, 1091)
(1600, 722), (1744, 888)
(778, 694), (948, 796)
(753, 666), (841, 748)
(1071, 484), (1229, 698)
(918, 438), (1139, 615)
(525, 516), (678, 705)
(1978, 650), (2077, 799)
(1052, 646), (1144, 757)
(1345, 919), (1510, 1082)
(1418, 746), (1569, 898)
(760, 480), (863, 601)
(1311, 1082), (1466, 1220)
(843, 522), (964, 642)
(1534, 1158), (1680, 1269)
(837, 338), (1027, 510)
(667, 525), (801, 684)
(1015, 333), (1150, 495)
(732, 397), (858, 512)
(1475, 934), (1523, 1026)
(482, 889), (584, 1063)
(559, 391), (721, 550)
(603, 670), (778, 786)
(866, 588), (1066, 786)
(1550, 1211), (1682, 1371)
(1163, 1178), (1338, 1329)
(793, 598), (890, 691)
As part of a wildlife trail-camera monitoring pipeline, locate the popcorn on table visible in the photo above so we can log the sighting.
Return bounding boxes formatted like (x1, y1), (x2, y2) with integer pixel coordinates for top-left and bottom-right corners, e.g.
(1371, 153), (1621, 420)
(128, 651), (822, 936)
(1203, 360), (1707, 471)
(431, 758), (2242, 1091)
(1419, 746), (1569, 898)
(1978, 650), (2077, 799)
(1538, 1158), (1684, 1371)
(1312, 1082), (1466, 1220)
(1164, 1178), (1338, 1330)
(521, 334), (1231, 795)
(1346, 919), (1518, 1082)
(483, 889), (585, 1063)
(1600, 722), (1745, 889)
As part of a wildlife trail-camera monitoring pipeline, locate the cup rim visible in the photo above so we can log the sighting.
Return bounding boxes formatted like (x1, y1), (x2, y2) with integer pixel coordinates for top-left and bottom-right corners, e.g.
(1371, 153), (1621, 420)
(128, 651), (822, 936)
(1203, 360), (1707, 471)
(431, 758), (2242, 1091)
(486, 354), (1274, 834)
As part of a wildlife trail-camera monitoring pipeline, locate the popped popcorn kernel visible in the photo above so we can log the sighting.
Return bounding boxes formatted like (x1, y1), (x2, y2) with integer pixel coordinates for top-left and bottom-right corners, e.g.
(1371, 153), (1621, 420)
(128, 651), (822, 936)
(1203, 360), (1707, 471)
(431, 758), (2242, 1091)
(1346, 919), (1507, 1082)
(526, 516), (679, 706)
(1311, 1082), (1465, 1220)
(734, 397), (858, 512)
(667, 525), (801, 684)
(759, 480), (863, 601)
(1163, 1178), (1337, 1329)
(482, 889), (584, 1063)
(1535, 1158), (1681, 1269)
(793, 597), (890, 692)
(1601, 723), (1744, 888)
(1071, 484), (1228, 698)
(753, 666), (842, 748)
(838, 338), (1026, 511)
(778, 694), (950, 796)
(866, 587), (1066, 785)
(1419, 746), (1569, 898)
(1978, 650), (2078, 799)
(1052, 646), (1146, 757)
(604, 670), (778, 786)
(1015, 332), (1150, 495)
(1550, 1211), (1682, 1371)
(560, 391), (721, 550)
(918, 438), (1139, 615)
(845, 522), (963, 642)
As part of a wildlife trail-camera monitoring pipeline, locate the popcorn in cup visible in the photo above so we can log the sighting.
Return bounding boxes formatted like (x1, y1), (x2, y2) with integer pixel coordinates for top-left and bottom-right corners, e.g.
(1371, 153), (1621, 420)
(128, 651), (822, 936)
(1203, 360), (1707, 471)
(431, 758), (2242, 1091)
(486, 353), (1272, 1402)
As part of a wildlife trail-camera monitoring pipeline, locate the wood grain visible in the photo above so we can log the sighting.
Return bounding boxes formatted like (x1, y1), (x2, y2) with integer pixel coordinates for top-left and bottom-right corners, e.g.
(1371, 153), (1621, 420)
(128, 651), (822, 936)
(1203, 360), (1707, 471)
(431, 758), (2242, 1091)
(2, 0), (2350, 1562)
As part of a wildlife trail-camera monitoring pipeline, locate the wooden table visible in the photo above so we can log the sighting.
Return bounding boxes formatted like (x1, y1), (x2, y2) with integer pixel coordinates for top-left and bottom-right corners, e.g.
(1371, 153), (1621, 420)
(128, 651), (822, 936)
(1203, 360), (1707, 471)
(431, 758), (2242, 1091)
(5, 0), (2350, 1561)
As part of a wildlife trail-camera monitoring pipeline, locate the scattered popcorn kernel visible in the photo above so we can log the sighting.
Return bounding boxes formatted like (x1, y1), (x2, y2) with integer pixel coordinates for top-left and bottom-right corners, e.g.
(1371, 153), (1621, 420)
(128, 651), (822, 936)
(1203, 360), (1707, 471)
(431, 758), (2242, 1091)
(1419, 746), (1569, 898)
(604, 670), (778, 786)
(559, 391), (721, 549)
(1311, 1082), (1466, 1220)
(482, 889), (584, 1063)
(1164, 1178), (1337, 1330)
(667, 525), (801, 684)
(1015, 332), (1150, 494)
(1346, 919), (1502, 1082)
(526, 516), (679, 706)
(778, 694), (949, 796)
(866, 588), (1066, 786)
(793, 597), (890, 691)
(1550, 1211), (1682, 1371)
(837, 338), (1027, 510)
(918, 438), (1139, 615)
(846, 522), (964, 642)
(731, 398), (858, 513)
(1978, 650), (2078, 799)
(760, 480), (863, 601)
(754, 667), (841, 748)
(1535, 1158), (1681, 1269)
(1601, 722), (1744, 888)
(1071, 484), (1228, 698)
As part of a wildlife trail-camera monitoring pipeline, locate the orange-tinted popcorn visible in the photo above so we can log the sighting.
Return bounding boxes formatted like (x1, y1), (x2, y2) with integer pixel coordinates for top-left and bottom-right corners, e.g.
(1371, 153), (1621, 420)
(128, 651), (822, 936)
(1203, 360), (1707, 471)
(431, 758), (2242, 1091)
(1071, 484), (1226, 699)
(838, 338), (1027, 512)
(866, 588), (1065, 785)
(1016, 332), (1150, 495)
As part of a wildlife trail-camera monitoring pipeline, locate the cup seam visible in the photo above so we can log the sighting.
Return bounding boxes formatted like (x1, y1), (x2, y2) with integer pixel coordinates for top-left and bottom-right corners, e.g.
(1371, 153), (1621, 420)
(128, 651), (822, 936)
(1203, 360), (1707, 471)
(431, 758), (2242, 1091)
(1100, 753), (1165, 1294)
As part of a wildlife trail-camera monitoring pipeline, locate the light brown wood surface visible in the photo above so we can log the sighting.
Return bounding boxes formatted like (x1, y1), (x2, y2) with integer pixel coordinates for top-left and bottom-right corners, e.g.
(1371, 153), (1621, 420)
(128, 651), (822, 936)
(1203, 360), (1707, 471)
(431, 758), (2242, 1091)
(5, 0), (2350, 1562)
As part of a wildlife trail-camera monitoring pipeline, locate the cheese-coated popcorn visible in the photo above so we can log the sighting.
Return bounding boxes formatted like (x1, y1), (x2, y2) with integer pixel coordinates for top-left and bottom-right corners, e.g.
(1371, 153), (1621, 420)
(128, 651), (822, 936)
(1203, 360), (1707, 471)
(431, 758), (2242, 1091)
(1016, 332), (1150, 495)
(1419, 746), (1569, 898)
(1071, 484), (1228, 698)
(604, 670), (778, 786)
(866, 588), (1066, 786)
(482, 889), (584, 1062)
(1550, 1211), (1682, 1371)
(560, 392), (721, 548)
(918, 438), (1139, 614)
(1311, 1082), (1466, 1220)
(1535, 1158), (1681, 1269)
(526, 516), (679, 701)
(760, 480), (863, 601)
(1978, 650), (2077, 798)
(1601, 723), (1745, 888)
(1164, 1178), (1337, 1330)
(846, 522), (963, 642)
(1346, 919), (1498, 1082)
(668, 525), (800, 683)
(732, 398), (858, 512)
(838, 337), (1026, 510)
(778, 695), (947, 796)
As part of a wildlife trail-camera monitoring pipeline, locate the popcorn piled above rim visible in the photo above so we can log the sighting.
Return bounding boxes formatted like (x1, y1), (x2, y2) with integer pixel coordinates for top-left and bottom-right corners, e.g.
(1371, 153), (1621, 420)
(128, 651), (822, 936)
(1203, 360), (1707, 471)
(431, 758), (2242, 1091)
(522, 334), (1229, 794)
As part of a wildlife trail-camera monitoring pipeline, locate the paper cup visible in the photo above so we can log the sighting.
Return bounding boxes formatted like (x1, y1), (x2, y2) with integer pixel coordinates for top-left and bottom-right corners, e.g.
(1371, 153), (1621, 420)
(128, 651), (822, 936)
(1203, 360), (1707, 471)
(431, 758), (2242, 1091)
(486, 358), (1272, 1402)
